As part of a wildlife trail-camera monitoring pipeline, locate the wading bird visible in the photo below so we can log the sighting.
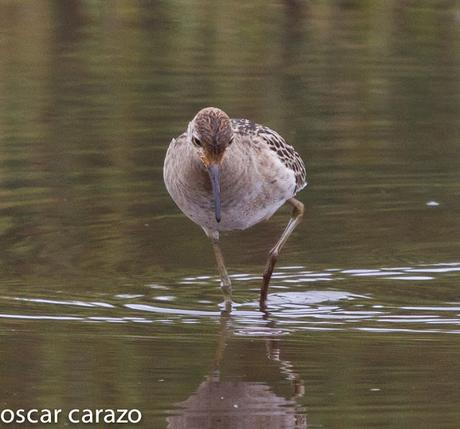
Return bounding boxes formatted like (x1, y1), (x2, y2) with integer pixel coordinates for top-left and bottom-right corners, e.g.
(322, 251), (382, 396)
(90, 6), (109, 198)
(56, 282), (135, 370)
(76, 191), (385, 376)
(164, 107), (307, 310)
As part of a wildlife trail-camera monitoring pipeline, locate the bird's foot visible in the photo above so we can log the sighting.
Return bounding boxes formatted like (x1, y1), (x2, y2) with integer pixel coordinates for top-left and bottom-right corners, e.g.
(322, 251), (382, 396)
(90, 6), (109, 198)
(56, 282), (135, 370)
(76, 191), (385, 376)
(219, 281), (232, 314)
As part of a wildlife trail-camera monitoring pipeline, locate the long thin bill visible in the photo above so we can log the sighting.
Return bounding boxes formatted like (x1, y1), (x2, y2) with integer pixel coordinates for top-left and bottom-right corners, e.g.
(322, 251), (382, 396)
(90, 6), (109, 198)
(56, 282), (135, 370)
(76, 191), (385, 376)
(207, 164), (221, 223)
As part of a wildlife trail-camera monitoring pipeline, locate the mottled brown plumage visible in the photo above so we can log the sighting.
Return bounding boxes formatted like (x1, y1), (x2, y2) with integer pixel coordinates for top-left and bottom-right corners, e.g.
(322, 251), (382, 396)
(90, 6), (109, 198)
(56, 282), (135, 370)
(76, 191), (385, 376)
(164, 107), (307, 310)
(231, 118), (306, 192)
(194, 108), (232, 147)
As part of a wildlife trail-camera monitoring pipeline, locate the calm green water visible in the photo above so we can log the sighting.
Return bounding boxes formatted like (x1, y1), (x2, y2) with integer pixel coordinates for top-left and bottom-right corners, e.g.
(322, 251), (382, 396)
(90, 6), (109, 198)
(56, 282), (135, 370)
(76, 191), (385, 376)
(1, 1), (460, 428)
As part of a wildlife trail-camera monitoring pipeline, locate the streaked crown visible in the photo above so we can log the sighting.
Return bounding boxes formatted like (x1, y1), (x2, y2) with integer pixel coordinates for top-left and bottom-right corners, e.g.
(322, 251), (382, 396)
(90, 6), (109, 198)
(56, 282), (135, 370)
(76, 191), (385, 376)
(187, 107), (234, 164)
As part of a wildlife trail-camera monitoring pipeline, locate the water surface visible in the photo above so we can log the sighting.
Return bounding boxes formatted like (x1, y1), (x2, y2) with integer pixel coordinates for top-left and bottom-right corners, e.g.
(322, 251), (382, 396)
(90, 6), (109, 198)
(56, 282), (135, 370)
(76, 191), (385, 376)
(0, 1), (460, 428)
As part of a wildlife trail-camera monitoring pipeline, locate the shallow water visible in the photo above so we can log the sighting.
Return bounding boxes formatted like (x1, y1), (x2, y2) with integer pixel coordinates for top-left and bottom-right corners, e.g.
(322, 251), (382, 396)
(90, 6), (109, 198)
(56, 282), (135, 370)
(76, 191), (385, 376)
(1, 1), (460, 428)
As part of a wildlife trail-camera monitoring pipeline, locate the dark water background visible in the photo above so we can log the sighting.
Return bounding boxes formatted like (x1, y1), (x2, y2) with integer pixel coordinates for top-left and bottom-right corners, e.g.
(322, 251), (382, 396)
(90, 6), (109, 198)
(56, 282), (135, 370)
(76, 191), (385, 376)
(0, 1), (460, 428)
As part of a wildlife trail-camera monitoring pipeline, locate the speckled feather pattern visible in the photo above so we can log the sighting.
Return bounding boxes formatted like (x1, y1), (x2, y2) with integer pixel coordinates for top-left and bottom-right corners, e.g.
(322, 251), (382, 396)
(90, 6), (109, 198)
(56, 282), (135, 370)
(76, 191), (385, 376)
(231, 118), (307, 193)
(164, 112), (307, 234)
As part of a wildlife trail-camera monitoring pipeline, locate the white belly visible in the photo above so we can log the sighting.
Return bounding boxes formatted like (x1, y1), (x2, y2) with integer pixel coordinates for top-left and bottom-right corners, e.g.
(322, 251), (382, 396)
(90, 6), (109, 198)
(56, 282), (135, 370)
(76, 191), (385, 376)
(188, 189), (289, 232)
(164, 138), (297, 233)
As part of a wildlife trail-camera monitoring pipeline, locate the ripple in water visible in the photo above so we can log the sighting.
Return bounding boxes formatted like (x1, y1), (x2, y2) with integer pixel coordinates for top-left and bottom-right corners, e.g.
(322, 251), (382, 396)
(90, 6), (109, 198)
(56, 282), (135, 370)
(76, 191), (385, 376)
(0, 262), (459, 334)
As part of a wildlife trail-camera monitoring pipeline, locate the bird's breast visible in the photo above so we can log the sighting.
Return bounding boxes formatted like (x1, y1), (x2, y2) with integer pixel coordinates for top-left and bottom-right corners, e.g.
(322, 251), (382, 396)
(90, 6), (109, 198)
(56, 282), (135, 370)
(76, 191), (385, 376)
(164, 140), (296, 232)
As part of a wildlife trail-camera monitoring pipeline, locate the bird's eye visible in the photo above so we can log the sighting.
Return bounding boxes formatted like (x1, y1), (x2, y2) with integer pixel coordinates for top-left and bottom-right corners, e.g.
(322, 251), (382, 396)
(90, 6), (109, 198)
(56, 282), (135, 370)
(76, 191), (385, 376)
(228, 135), (234, 145)
(192, 136), (202, 147)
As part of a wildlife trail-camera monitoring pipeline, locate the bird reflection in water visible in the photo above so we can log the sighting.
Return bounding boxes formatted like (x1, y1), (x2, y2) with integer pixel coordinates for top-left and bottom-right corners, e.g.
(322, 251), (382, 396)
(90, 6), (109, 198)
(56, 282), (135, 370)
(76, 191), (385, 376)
(167, 312), (307, 428)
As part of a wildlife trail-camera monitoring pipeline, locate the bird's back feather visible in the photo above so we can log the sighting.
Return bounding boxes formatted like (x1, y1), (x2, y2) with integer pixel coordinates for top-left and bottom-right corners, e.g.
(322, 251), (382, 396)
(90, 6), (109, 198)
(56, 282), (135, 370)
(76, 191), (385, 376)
(231, 118), (307, 193)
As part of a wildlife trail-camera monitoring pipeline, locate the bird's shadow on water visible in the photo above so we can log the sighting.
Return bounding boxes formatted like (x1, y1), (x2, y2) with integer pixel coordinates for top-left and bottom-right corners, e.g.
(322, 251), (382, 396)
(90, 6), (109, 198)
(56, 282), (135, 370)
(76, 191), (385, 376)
(165, 312), (308, 429)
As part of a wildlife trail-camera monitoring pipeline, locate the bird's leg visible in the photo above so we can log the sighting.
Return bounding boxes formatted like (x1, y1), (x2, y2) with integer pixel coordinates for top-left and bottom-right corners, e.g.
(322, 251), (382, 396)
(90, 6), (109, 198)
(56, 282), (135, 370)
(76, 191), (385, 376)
(210, 236), (232, 309)
(212, 238), (232, 292)
(260, 198), (304, 310)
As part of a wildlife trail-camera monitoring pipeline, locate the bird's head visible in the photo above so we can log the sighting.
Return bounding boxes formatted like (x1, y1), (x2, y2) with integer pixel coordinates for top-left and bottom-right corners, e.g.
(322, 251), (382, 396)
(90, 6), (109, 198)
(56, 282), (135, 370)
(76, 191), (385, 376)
(187, 107), (234, 165)
(187, 107), (234, 223)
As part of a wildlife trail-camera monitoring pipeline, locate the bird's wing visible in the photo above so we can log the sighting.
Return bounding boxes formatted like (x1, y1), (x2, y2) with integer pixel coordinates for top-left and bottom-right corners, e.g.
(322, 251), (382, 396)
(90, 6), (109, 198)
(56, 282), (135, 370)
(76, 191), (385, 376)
(231, 118), (307, 193)
(171, 132), (187, 145)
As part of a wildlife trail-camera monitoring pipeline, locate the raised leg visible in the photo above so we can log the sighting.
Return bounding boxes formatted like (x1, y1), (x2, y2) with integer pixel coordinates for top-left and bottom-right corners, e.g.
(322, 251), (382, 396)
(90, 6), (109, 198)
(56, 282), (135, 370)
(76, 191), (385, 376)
(259, 198), (304, 310)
